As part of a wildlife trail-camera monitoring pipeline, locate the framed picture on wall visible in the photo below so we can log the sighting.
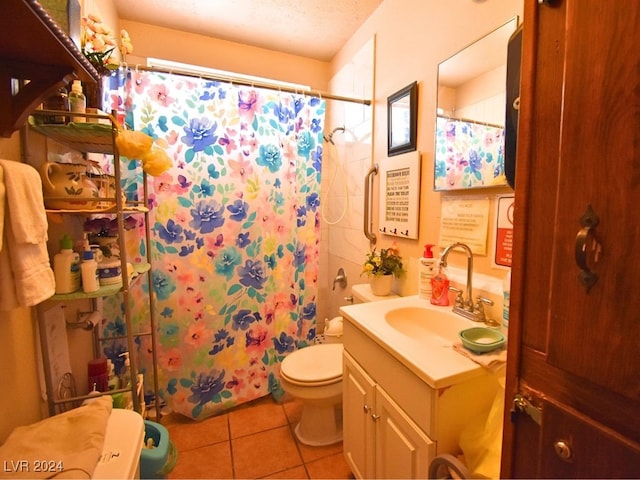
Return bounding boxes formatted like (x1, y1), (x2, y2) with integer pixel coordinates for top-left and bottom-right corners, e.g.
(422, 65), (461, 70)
(387, 81), (418, 156)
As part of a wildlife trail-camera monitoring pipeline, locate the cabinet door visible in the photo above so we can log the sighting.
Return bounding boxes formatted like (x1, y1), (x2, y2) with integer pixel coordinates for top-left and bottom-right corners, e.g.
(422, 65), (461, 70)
(343, 352), (376, 479)
(375, 387), (434, 479)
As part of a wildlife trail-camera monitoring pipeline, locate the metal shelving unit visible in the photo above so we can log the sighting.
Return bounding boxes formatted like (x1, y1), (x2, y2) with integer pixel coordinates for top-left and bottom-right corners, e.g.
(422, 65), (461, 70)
(30, 111), (160, 420)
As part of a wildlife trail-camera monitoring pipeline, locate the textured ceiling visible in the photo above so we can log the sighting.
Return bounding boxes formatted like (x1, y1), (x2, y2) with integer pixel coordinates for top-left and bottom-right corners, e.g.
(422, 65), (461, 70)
(113, 0), (384, 61)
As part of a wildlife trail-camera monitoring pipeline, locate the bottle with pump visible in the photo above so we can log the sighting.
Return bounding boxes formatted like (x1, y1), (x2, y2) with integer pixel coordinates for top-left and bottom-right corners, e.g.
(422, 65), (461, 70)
(106, 359), (118, 391)
(53, 234), (81, 294)
(430, 260), (450, 306)
(502, 268), (511, 336)
(418, 244), (436, 300)
(81, 234), (100, 293)
(68, 80), (86, 123)
(119, 351), (131, 388)
(117, 352), (133, 409)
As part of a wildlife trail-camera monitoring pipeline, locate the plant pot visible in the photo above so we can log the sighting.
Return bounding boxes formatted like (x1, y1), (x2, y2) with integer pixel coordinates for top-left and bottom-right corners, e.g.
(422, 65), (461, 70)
(369, 274), (393, 296)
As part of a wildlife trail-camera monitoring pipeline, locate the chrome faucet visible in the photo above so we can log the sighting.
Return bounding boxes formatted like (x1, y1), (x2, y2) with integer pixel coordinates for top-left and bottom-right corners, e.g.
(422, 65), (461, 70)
(440, 242), (474, 312)
(439, 242), (494, 323)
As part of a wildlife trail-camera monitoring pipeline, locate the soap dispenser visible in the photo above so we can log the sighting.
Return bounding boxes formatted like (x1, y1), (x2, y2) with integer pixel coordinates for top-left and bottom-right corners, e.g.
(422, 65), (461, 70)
(418, 244), (436, 300)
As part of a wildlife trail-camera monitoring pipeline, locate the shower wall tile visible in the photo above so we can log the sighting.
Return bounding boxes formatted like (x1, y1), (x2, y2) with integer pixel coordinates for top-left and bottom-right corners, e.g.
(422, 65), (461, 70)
(319, 37), (374, 323)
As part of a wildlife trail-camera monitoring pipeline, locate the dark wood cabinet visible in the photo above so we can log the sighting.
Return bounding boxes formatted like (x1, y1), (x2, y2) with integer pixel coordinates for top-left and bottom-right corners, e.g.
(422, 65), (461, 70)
(503, 0), (640, 477)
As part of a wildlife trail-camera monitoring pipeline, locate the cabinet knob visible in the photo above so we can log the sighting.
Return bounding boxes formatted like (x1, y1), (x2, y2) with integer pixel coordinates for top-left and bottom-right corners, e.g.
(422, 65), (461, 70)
(363, 404), (371, 413)
(553, 440), (573, 462)
(371, 413), (380, 421)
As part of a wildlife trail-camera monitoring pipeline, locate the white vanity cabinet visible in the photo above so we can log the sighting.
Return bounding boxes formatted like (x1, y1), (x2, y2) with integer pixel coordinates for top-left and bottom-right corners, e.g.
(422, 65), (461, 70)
(341, 307), (498, 480)
(344, 351), (434, 479)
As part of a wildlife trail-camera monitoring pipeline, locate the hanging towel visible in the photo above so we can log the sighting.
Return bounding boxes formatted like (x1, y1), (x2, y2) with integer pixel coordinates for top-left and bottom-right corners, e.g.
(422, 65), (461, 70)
(0, 159), (55, 311)
(0, 159), (48, 243)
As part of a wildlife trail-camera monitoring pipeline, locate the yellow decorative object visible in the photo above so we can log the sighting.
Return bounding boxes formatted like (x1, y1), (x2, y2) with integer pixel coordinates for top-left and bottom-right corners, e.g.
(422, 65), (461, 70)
(116, 129), (153, 159)
(141, 146), (172, 177)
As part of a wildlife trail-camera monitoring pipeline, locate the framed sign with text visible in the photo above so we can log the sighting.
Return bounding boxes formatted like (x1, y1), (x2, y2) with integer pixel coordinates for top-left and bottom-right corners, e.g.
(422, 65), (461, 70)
(379, 150), (421, 239)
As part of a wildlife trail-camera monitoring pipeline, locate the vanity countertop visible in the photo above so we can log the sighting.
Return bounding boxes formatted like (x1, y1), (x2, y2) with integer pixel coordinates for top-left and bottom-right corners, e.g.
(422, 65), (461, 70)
(340, 295), (502, 389)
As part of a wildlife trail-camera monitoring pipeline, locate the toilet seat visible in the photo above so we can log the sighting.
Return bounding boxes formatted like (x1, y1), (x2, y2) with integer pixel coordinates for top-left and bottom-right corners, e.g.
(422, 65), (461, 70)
(280, 344), (343, 386)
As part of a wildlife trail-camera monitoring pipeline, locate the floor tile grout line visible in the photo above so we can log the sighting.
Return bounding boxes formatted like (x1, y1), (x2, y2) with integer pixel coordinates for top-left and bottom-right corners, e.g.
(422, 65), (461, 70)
(226, 413), (238, 480)
(285, 408), (311, 479)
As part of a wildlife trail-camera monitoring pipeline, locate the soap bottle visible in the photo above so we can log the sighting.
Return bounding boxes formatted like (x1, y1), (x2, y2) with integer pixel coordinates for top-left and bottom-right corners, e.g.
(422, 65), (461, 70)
(53, 234), (81, 294)
(118, 352), (133, 409)
(80, 235), (100, 293)
(119, 351), (131, 389)
(430, 263), (450, 306)
(502, 268), (511, 335)
(68, 80), (86, 123)
(106, 359), (118, 391)
(418, 244), (436, 300)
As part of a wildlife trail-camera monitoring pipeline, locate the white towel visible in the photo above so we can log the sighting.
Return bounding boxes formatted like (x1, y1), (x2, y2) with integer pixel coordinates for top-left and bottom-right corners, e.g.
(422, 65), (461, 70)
(0, 160), (55, 311)
(0, 159), (48, 243)
(452, 342), (507, 374)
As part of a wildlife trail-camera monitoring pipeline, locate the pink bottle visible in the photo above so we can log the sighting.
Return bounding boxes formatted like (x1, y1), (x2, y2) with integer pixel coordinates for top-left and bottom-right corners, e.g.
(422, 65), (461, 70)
(430, 266), (450, 306)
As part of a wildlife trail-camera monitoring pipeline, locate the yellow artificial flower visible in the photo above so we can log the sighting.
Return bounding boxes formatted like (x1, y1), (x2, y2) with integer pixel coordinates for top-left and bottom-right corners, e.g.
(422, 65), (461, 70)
(116, 129), (153, 159)
(140, 146), (172, 177)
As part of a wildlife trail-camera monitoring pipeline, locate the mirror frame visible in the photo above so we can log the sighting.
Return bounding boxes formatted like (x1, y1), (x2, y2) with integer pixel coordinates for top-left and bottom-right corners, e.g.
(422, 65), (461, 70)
(387, 81), (417, 157)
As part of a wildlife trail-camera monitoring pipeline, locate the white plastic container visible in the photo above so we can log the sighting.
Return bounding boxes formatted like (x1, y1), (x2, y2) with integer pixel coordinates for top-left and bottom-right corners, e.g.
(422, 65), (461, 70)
(502, 268), (511, 335)
(323, 316), (343, 343)
(98, 259), (122, 286)
(53, 234), (81, 294)
(81, 250), (100, 293)
(68, 80), (86, 122)
(418, 244), (436, 300)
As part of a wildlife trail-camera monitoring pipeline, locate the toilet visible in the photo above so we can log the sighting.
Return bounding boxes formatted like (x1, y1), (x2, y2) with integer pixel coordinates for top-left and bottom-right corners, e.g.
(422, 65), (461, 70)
(280, 342), (344, 446)
(279, 283), (399, 446)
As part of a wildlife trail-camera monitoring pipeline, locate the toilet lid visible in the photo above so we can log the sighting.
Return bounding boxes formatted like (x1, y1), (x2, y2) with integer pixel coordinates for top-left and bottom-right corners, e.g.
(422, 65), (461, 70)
(281, 344), (343, 383)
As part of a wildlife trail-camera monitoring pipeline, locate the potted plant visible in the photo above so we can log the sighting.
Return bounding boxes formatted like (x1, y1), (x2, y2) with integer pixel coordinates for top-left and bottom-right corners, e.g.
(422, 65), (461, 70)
(362, 247), (405, 296)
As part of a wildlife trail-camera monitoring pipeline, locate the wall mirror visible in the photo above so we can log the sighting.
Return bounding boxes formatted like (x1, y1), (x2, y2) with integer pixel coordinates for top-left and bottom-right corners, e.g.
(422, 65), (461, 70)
(434, 17), (518, 190)
(387, 81), (417, 157)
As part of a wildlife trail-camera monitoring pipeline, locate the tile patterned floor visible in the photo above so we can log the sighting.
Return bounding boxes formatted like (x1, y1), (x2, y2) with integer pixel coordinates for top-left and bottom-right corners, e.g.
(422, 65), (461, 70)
(163, 395), (353, 479)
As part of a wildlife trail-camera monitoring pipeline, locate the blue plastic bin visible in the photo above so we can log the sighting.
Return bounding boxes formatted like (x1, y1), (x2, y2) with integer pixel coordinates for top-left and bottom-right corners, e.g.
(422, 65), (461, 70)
(140, 420), (177, 479)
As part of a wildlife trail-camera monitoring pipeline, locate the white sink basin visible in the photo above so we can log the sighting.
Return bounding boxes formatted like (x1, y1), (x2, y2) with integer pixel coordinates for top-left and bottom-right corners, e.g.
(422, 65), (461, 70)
(384, 306), (473, 341)
(340, 295), (485, 388)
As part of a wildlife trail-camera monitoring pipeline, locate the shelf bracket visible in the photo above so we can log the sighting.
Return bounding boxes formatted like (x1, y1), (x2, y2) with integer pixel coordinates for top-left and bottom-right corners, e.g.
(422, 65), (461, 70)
(0, 60), (76, 137)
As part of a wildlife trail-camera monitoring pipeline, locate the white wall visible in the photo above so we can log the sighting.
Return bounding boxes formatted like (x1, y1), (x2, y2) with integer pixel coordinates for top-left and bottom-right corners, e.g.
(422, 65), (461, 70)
(322, 0), (523, 324)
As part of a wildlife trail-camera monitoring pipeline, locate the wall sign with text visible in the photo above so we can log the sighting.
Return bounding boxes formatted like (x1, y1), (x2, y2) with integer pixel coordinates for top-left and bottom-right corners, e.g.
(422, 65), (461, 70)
(379, 150), (421, 239)
(493, 194), (514, 267)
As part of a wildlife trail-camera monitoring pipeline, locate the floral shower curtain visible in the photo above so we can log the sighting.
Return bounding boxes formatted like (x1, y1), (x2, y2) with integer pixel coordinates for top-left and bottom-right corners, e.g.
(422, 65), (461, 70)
(102, 68), (324, 419)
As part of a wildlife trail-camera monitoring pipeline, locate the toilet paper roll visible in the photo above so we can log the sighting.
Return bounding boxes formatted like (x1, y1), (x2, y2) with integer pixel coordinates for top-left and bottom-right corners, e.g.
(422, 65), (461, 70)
(79, 310), (102, 329)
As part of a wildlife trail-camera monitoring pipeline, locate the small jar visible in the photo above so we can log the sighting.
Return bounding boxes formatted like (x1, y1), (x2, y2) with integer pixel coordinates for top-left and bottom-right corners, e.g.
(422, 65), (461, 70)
(43, 87), (69, 124)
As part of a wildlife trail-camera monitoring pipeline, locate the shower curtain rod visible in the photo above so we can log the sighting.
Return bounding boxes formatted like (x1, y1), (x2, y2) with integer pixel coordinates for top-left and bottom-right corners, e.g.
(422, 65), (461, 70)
(123, 64), (372, 106)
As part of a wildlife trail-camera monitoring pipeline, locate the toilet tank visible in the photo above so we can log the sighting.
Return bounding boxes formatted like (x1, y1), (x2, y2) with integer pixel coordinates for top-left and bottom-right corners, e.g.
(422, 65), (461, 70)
(351, 283), (400, 304)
